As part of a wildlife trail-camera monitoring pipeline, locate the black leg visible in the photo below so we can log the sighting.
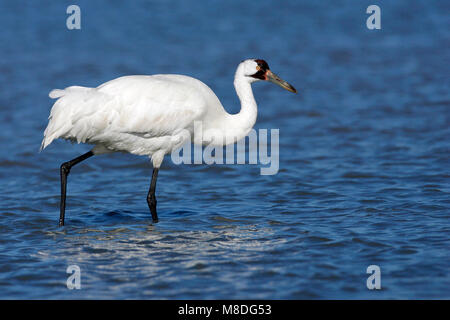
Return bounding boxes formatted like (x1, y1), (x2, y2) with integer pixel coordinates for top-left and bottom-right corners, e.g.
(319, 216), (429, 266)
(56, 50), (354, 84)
(147, 168), (159, 223)
(59, 151), (94, 226)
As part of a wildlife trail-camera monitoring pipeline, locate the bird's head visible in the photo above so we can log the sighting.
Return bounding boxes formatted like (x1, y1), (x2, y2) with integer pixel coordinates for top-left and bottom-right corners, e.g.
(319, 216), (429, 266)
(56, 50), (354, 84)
(239, 59), (297, 93)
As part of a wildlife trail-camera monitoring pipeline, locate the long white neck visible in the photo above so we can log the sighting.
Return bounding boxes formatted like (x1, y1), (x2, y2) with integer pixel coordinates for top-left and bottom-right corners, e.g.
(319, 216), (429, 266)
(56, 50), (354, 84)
(232, 75), (258, 131)
(213, 74), (257, 145)
(198, 65), (259, 146)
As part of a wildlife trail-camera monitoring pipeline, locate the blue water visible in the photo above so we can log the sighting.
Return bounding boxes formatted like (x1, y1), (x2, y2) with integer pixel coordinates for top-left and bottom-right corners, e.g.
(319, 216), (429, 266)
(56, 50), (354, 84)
(0, 0), (449, 299)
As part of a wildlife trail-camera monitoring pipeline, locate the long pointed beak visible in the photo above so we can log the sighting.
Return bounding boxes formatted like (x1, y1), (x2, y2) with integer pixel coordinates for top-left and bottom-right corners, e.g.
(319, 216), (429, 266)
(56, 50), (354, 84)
(266, 70), (297, 93)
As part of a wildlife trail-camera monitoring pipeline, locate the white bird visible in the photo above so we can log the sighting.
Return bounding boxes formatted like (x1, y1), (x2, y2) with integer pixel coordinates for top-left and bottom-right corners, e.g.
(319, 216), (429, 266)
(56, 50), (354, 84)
(41, 59), (297, 226)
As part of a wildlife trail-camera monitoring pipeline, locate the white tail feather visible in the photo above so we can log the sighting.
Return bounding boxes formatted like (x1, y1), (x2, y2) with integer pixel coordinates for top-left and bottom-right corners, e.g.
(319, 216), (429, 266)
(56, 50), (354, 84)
(41, 86), (95, 151)
(49, 89), (65, 99)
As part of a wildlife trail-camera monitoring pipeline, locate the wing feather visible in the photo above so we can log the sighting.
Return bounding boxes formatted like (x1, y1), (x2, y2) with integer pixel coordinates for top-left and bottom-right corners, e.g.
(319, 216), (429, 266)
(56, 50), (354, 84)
(41, 75), (210, 151)
(97, 75), (208, 137)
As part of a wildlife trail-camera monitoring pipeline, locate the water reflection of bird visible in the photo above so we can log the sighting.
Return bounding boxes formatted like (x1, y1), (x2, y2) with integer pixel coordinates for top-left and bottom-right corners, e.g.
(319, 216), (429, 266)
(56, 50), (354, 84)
(41, 59), (297, 226)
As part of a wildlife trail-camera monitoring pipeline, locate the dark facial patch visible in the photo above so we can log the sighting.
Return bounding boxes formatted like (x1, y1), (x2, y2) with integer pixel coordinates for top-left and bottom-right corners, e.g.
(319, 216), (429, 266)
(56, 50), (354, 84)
(255, 59), (269, 70)
(251, 59), (270, 80)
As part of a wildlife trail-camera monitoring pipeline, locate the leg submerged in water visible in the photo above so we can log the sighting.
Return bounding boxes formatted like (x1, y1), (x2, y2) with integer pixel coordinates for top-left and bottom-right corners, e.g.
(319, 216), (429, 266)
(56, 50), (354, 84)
(59, 151), (94, 226)
(147, 168), (159, 223)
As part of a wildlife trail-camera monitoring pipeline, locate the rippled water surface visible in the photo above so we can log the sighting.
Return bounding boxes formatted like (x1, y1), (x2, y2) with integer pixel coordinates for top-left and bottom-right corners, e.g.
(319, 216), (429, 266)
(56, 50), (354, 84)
(0, 0), (449, 299)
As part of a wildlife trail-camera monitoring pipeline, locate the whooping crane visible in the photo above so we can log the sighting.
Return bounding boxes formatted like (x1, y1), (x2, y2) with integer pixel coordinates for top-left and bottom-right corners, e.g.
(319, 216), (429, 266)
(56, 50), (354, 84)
(41, 59), (297, 226)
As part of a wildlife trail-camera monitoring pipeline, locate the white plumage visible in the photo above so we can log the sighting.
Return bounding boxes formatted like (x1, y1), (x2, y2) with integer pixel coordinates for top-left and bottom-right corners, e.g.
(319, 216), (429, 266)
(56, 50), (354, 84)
(42, 75), (213, 165)
(41, 59), (296, 226)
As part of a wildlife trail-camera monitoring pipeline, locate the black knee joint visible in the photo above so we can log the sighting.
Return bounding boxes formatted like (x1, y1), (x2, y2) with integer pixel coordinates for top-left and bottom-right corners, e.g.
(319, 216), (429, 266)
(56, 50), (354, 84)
(60, 162), (71, 175)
